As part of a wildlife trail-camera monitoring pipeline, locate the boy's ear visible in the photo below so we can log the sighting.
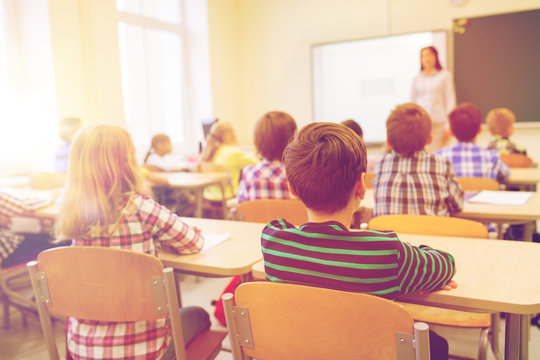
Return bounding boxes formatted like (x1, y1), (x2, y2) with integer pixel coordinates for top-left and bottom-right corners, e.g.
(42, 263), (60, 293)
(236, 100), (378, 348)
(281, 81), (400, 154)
(287, 182), (299, 199)
(386, 139), (393, 150)
(426, 132), (433, 145)
(356, 173), (367, 200)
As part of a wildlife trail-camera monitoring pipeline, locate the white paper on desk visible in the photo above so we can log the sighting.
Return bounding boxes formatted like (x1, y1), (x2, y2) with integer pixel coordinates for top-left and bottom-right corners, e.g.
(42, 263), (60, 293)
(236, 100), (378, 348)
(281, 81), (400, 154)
(201, 232), (230, 252)
(467, 190), (533, 205)
(9, 216), (42, 233)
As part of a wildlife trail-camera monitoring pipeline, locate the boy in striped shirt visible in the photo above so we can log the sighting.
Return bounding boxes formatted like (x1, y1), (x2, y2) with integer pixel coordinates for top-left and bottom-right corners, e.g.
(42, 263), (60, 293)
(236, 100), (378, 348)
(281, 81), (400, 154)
(261, 122), (456, 359)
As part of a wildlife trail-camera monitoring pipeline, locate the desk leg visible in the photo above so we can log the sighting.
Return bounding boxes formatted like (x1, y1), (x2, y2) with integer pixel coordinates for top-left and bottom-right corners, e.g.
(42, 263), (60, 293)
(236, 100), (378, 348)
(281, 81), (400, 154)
(240, 273), (252, 283)
(520, 314), (530, 360)
(523, 222), (534, 242)
(505, 313), (521, 360)
(194, 188), (203, 218)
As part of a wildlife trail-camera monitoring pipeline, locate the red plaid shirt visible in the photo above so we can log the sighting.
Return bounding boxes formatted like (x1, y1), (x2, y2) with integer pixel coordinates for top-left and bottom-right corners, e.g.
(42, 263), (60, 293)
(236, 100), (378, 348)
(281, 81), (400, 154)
(67, 193), (203, 360)
(373, 151), (464, 217)
(236, 159), (293, 203)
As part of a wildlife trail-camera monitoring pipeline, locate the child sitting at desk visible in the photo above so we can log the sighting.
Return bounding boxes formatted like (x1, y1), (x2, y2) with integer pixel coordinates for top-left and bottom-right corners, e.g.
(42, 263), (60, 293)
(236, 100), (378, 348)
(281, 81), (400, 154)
(436, 103), (510, 183)
(55, 125), (210, 360)
(486, 107), (527, 156)
(237, 111), (297, 203)
(373, 103), (464, 217)
(261, 122), (457, 359)
(199, 121), (257, 201)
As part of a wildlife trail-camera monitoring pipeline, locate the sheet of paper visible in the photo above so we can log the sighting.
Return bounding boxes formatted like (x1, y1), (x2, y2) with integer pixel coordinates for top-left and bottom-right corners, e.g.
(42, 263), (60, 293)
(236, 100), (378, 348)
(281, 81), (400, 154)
(201, 232), (230, 252)
(467, 190), (533, 206)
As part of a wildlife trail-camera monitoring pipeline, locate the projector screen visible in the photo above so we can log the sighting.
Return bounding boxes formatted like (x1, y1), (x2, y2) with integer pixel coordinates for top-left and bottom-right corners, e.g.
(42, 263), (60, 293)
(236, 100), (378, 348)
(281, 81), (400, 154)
(312, 31), (447, 144)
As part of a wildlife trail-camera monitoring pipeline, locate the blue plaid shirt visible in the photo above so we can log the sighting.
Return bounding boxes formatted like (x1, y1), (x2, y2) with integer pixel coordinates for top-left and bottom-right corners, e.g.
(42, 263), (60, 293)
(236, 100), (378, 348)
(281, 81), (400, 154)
(237, 159), (293, 203)
(436, 142), (510, 183)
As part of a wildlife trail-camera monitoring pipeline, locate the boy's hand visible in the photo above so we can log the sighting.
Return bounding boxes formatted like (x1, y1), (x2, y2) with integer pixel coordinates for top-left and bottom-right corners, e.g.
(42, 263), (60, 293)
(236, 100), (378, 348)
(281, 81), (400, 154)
(442, 280), (458, 291)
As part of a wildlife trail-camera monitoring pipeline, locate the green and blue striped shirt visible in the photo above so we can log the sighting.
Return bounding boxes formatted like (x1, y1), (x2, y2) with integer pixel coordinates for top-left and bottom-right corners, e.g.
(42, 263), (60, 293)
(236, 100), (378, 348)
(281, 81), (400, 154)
(262, 219), (455, 300)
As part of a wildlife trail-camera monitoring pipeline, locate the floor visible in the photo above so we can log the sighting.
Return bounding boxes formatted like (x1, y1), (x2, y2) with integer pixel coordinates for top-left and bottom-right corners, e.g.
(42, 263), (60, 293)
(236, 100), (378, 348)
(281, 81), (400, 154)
(1, 274), (539, 359)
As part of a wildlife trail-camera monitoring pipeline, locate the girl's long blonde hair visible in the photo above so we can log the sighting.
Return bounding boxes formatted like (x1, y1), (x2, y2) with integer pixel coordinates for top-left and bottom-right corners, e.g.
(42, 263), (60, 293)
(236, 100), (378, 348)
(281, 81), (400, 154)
(200, 121), (235, 162)
(55, 125), (142, 240)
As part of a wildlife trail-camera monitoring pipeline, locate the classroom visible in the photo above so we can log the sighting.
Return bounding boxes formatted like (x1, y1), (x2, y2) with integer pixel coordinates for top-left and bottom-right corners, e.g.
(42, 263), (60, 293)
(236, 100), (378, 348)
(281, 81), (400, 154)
(1, 1), (540, 359)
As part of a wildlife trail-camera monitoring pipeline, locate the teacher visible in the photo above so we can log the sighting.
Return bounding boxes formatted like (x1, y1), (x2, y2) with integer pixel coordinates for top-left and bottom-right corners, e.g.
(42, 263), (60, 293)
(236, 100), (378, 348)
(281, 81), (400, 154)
(411, 46), (456, 152)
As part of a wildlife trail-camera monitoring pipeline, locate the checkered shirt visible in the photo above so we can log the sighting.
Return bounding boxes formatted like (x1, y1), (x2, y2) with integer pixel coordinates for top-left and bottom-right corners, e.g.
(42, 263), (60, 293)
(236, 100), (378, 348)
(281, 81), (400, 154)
(67, 192), (203, 360)
(0, 191), (50, 262)
(487, 136), (527, 156)
(373, 151), (464, 217)
(436, 142), (510, 183)
(236, 159), (293, 203)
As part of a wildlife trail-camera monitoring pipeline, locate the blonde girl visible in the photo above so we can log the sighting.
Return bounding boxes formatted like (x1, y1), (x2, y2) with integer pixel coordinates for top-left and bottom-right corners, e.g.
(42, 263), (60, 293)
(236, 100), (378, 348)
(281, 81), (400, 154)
(56, 125), (210, 360)
(199, 121), (257, 200)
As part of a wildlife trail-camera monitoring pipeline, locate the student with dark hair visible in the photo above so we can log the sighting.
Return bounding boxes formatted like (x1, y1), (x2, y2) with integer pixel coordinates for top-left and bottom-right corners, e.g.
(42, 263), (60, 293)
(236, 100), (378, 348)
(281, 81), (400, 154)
(341, 119), (363, 138)
(373, 103), (463, 217)
(436, 103), (510, 183)
(261, 122), (456, 359)
(237, 111), (297, 203)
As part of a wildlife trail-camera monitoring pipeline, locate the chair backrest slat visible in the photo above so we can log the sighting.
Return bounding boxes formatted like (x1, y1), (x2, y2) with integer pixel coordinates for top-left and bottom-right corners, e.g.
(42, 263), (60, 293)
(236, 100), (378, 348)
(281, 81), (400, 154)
(36, 246), (165, 321)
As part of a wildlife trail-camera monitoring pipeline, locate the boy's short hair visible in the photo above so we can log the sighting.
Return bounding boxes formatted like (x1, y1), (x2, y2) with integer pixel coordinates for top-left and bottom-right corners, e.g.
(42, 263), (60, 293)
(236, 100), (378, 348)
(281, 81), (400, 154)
(486, 108), (516, 137)
(58, 117), (82, 142)
(386, 103), (431, 156)
(448, 103), (482, 142)
(254, 111), (297, 161)
(341, 119), (363, 138)
(284, 122), (366, 213)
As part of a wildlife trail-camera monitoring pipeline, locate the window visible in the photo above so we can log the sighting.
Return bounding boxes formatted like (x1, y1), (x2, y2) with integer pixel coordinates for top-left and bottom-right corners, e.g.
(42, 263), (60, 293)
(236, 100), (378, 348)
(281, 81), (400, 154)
(117, 0), (211, 161)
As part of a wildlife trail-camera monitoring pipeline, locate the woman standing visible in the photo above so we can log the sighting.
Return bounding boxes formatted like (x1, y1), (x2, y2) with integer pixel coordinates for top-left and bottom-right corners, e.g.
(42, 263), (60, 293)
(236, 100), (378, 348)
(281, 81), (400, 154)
(411, 46), (456, 152)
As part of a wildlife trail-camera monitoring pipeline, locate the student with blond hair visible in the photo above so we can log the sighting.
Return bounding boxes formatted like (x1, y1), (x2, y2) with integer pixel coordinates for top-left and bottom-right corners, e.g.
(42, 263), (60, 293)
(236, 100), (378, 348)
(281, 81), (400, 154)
(486, 107), (527, 155)
(55, 125), (210, 360)
(237, 111), (297, 203)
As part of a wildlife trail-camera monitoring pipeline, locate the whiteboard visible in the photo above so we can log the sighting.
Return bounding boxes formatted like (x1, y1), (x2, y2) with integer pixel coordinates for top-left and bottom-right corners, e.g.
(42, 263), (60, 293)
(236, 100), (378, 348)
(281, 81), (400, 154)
(312, 31), (447, 144)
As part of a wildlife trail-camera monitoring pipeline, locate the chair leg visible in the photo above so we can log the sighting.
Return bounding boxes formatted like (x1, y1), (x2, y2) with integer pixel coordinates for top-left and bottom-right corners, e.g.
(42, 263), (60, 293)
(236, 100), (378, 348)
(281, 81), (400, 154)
(477, 328), (490, 360)
(490, 313), (501, 360)
(2, 298), (10, 329)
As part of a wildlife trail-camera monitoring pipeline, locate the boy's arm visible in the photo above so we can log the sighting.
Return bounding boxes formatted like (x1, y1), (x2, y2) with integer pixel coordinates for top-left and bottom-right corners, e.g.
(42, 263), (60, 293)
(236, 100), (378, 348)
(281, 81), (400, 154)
(396, 241), (456, 295)
(444, 159), (464, 214)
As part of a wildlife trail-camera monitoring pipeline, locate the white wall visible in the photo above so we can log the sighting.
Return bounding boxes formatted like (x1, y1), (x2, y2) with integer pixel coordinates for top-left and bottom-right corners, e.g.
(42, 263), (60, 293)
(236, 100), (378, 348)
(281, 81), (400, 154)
(207, 0), (540, 161)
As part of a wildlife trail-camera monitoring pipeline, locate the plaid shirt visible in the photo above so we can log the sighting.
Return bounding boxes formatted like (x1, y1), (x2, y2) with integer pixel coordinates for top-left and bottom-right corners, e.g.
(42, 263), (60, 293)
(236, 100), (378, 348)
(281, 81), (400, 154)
(487, 135), (527, 156)
(436, 142), (510, 183)
(373, 151), (464, 217)
(67, 192), (203, 360)
(0, 191), (51, 262)
(236, 159), (293, 203)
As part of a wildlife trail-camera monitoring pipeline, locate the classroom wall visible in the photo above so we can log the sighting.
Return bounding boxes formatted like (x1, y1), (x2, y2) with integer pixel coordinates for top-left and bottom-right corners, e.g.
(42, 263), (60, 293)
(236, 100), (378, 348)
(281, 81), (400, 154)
(207, 0), (540, 160)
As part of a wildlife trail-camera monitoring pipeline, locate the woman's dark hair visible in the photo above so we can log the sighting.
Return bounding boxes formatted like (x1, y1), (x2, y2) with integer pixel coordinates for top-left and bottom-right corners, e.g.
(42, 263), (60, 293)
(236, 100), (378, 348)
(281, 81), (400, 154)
(420, 46), (442, 71)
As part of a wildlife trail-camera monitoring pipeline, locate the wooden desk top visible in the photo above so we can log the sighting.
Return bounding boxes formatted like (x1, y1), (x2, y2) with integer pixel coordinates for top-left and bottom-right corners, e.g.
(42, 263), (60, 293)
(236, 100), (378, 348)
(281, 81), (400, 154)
(253, 233), (540, 315)
(361, 189), (540, 222)
(158, 218), (264, 277)
(508, 168), (540, 186)
(156, 172), (231, 189)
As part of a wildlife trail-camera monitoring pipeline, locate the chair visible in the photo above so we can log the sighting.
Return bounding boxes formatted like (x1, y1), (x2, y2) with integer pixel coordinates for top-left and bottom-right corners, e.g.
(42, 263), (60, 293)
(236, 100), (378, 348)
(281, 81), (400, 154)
(457, 177), (501, 191)
(27, 246), (226, 360)
(500, 153), (533, 168)
(235, 199), (308, 225)
(223, 282), (431, 360)
(368, 215), (500, 360)
(1, 262), (38, 329)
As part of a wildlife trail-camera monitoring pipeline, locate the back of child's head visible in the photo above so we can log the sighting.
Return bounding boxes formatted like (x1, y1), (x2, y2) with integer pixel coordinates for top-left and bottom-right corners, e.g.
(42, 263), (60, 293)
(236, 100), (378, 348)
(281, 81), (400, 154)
(448, 103), (482, 142)
(284, 122), (366, 213)
(57, 124), (141, 239)
(254, 111), (297, 161)
(486, 108), (516, 137)
(144, 133), (171, 163)
(58, 117), (82, 142)
(341, 119), (363, 138)
(386, 103), (431, 156)
(201, 121), (236, 161)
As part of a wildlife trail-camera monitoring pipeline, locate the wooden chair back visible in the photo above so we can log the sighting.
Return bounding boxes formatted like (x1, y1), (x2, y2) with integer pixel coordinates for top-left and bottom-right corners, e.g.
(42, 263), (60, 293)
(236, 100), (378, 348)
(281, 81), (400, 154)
(236, 199), (308, 225)
(27, 246), (188, 360)
(500, 153), (533, 168)
(368, 215), (488, 238)
(457, 177), (500, 191)
(223, 282), (430, 360)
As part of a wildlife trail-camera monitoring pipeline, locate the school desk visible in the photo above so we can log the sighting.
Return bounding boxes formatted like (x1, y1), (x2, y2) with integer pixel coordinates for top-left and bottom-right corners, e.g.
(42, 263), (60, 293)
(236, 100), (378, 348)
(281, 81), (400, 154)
(359, 189), (540, 242)
(508, 168), (540, 191)
(251, 233), (540, 360)
(153, 172), (232, 218)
